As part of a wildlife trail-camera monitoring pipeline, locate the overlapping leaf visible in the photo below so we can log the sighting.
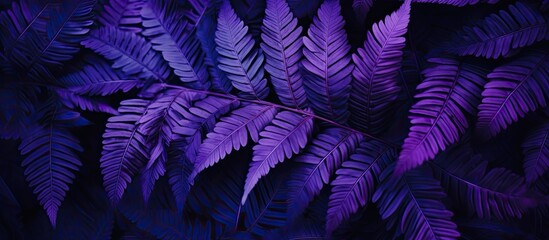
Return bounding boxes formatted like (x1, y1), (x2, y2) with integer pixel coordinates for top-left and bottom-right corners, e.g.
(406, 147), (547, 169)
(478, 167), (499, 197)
(141, 0), (210, 89)
(522, 122), (549, 183)
(446, 2), (549, 58)
(302, 0), (353, 123)
(57, 56), (142, 96)
(432, 145), (538, 219)
(19, 106), (87, 227)
(215, 2), (269, 99)
(350, 0), (411, 134)
(243, 110), (313, 204)
(397, 57), (487, 173)
(261, 0), (307, 108)
(327, 140), (395, 234)
(477, 49), (549, 137)
(192, 104), (277, 179)
(287, 127), (363, 220)
(100, 98), (151, 204)
(373, 164), (460, 240)
(98, 0), (144, 32)
(82, 27), (170, 81)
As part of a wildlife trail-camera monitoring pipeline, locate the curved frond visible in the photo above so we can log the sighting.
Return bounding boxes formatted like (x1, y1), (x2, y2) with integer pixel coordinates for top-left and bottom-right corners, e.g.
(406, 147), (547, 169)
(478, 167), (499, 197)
(326, 140), (395, 234)
(261, 0), (307, 108)
(397, 57), (487, 173)
(477, 49), (549, 137)
(373, 164), (460, 240)
(192, 104), (277, 180)
(243, 110), (314, 204)
(522, 122), (549, 183)
(215, 2), (269, 99)
(58, 56), (143, 96)
(302, 0), (353, 123)
(243, 169), (289, 236)
(98, 0), (144, 32)
(168, 95), (240, 210)
(19, 108), (85, 227)
(81, 27), (170, 81)
(141, 0), (210, 89)
(446, 2), (549, 59)
(100, 98), (152, 204)
(0, 0), (49, 56)
(432, 146), (538, 220)
(350, 0), (410, 133)
(287, 127), (363, 220)
(136, 89), (198, 202)
(55, 88), (118, 114)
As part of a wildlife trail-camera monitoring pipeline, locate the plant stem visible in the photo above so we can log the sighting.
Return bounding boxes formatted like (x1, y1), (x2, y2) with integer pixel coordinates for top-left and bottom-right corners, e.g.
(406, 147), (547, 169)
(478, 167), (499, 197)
(163, 84), (398, 148)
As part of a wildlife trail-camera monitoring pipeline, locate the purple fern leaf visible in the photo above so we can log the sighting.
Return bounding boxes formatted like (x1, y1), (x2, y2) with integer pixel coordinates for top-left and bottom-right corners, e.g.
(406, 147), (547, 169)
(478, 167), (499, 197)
(58, 57), (143, 96)
(302, 0), (353, 123)
(397, 57), (487, 174)
(522, 123), (549, 183)
(287, 127), (363, 220)
(215, 2), (269, 99)
(100, 99), (152, 204)
(432, 146), (538, 220)
(191, 104), (277, 180)
(81, 27), (171, 82)
(350, 0), (410, 134)
(446, 2), (549, 59)
(373, 164), (460, 240)
(19, 107), (86, 227)
(243, 110), (314, 204)
(261, 0), (307, 109)
(477, 49), (549, 137)
(55, 88), (118, 115)
(98, 0), (144, 32)
(141, 0), (210, 89)
(326, 140), (395, 234)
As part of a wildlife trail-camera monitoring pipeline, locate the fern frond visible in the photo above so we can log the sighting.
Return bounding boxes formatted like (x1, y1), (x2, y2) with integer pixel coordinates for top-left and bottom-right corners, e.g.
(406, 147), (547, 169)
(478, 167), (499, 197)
(287, 127), (363, 220)
(215, 2), (269, 99)
(192, 104), (277, 180)
(302, 0), (353, 123)
(243, 110), (314, 204)
(261, 0), (307, 108)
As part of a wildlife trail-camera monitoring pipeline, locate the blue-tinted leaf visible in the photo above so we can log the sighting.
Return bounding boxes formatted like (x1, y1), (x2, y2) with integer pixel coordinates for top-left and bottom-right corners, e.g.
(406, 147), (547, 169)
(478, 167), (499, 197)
(100, 98), (151, 204)
(82, 27), (170, 81)
(243, 110), (313, 204)
(397, 57), (487, 174)
(446, 2), (549, 59)
(19, 107), (85, 226)
(287, 128), (363, 220)
(57, 56), (143, 96)
(432, 145), (538, 220)
(215, 2), (269, 99)
(141, 0), (210, 89)
(55, 88), (118, 115)
(98, 0), (144, 32)
(261, 0), (307, 108)
(192, 104), (277, 180)
(302, 0), (352, 123)
(350, 0), (410, 134)
(326, 140), (395, 234)
(477, 49), (549, 137)
(522, 122), (549, 183)
(373, 164), (460, 240)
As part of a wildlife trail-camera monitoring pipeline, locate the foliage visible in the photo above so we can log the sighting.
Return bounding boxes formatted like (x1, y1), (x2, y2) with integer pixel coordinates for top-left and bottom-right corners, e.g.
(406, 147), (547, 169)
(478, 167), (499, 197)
(1, 0), (549, 239)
